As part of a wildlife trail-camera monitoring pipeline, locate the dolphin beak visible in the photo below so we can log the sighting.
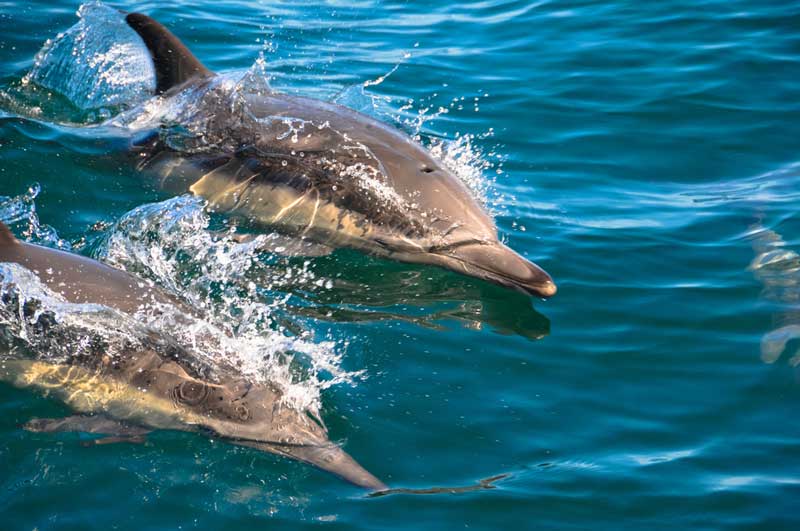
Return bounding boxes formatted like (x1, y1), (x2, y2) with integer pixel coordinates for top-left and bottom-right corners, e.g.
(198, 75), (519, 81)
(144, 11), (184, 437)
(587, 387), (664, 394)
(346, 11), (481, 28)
(238, 440), (387, 490)
(442, 242), (557, 298)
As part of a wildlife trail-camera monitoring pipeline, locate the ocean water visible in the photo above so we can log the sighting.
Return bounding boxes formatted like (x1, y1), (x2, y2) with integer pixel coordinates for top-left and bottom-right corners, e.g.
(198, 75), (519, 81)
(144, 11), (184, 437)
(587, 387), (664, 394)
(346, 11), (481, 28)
(1, 0), (800, 529)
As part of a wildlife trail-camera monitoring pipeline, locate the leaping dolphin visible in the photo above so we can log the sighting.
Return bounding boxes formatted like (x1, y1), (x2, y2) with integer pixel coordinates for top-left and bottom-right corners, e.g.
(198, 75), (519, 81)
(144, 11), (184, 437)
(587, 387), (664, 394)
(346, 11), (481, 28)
(121, 13), (556, 298)
(0, 222), (385, 489)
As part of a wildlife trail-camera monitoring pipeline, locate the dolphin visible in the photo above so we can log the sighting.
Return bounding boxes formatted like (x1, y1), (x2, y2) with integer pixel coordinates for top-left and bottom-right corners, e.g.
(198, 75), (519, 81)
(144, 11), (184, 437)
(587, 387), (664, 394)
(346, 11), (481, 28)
(120, 12), (556, 298)
(0, 221), (386, 489)
(747, 221), (800, 366)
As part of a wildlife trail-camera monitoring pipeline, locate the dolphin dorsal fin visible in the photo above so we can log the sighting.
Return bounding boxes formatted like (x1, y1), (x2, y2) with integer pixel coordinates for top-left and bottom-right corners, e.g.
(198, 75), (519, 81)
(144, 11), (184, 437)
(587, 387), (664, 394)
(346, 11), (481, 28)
(125, 13), (214, 94)
(0, 222), (18, 247)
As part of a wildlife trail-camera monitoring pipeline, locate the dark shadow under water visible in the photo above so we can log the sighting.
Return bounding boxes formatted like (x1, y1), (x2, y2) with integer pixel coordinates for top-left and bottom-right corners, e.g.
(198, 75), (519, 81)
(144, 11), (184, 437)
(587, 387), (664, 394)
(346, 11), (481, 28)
(264, 248), (551, 341)
(368, 473), (509, 498)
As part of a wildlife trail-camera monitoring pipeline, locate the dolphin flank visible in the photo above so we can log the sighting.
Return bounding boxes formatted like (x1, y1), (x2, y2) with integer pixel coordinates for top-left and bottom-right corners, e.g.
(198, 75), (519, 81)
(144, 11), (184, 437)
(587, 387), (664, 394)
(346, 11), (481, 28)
(122, 12), (556, 298)
(0, 221), (385, 489)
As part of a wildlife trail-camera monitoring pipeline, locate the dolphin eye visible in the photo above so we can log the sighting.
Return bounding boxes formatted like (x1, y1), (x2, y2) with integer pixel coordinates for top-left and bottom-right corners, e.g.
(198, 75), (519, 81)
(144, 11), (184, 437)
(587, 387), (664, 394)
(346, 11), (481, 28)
(175, 381), (209, 405)
(420, 165), (435, 174)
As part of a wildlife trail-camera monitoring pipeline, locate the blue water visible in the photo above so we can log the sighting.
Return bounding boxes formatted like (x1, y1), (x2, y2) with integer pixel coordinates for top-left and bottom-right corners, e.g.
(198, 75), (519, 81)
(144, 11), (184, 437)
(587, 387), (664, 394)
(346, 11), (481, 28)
(2, 1), (800, 529)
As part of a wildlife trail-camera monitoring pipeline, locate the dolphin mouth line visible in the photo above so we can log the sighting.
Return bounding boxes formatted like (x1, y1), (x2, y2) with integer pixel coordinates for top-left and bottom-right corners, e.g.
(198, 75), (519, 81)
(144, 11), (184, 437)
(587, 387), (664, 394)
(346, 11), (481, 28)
(407, 238), (556, 297)
(438, 251), (557, 298)
(426, 237), (487, 254)
(230, 436), (334, 450)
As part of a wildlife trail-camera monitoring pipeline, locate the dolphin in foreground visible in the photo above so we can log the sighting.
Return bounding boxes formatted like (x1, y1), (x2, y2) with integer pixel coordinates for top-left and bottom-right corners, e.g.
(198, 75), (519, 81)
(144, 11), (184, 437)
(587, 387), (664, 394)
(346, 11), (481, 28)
(121, 12), (556, 298)
(0, 222), (386, 489)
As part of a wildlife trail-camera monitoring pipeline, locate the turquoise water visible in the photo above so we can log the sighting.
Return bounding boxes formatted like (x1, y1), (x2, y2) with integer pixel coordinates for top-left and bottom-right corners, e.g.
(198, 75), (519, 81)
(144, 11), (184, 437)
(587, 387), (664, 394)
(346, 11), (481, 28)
(2, 0), (800, 529)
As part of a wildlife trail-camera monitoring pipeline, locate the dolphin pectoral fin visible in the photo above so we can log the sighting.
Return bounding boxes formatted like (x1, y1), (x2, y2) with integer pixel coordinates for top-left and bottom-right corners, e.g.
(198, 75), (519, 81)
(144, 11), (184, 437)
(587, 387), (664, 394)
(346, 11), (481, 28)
(125, 13), (214, 94)
(237, 440), (387, 490)
(23, 414), (151, 444)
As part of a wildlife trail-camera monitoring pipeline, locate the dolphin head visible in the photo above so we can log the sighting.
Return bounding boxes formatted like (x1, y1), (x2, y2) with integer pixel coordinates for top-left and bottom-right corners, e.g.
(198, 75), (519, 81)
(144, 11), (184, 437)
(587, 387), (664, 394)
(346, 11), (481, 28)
(156, 370), (386, 489)
(118, 351), (383, 489)
(370, 150), (557, 298)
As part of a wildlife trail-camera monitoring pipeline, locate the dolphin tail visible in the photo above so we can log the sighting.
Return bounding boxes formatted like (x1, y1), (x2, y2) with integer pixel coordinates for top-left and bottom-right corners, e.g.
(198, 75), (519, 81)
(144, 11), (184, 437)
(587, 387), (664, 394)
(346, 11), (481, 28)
(440, 241), (556, 298)
(238, 440), (387, 490)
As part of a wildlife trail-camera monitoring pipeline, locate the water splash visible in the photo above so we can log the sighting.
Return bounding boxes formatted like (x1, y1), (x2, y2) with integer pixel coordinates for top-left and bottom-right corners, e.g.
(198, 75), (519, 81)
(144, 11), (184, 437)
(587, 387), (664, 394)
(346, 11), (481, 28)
(0, 1), (155, 123)
(234, 52), (274, 101)
(92, 195), (361, 411)
(0, 184), (71, 249)
(333, 63), (504, 213)
(426, 131), (505, 214)
(400, 90), (506, 215)
(0, 262), (188, 368)
(0, 186), (360, 412)
(23, 2), (155, 112)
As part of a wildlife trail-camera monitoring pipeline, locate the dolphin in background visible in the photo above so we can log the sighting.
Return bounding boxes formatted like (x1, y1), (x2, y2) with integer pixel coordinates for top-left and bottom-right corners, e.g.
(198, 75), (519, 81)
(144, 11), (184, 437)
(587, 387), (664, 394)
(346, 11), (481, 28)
(120, 12), (556, 298)
(0, 221), (385, 489)
(748, 221), (800, 366)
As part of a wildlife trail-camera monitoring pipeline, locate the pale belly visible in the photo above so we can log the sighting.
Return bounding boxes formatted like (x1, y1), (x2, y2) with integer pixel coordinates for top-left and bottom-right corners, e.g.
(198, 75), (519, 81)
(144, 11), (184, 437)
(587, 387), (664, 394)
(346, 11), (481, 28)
(0, 359), (195, 431)
(188, 168), (398, 251)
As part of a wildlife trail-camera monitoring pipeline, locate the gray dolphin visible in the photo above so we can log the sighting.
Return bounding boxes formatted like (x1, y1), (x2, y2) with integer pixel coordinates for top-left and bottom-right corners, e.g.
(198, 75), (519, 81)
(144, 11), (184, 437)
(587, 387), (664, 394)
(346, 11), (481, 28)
(747, 221), (800, 366)
(122, 13), (556, 298)
(0, 222), (386, 489)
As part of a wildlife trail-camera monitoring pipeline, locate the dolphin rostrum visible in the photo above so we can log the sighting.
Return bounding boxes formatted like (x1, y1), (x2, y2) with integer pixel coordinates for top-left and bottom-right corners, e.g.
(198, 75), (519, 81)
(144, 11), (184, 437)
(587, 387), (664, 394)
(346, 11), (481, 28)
(121, 12), (556, 298)
(0, 222), (385, 489)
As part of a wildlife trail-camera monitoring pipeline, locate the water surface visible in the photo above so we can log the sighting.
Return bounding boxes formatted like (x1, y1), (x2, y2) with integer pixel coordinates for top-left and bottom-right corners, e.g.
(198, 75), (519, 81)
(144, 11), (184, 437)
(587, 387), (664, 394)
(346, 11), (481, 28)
(1, 1), (799, 529)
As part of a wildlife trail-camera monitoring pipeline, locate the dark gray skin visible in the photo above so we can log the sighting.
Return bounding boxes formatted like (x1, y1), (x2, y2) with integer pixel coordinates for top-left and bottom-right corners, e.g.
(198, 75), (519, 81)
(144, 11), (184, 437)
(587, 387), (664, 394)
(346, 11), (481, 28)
(123, 13), (556, 298)
(0, 223), (183, 315)
(0, 222), (385, 489)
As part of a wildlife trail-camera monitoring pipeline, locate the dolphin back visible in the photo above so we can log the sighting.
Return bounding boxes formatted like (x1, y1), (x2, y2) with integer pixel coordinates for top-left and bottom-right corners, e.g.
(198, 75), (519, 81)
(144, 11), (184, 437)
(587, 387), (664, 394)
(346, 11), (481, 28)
(125, 13), (213, 94)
